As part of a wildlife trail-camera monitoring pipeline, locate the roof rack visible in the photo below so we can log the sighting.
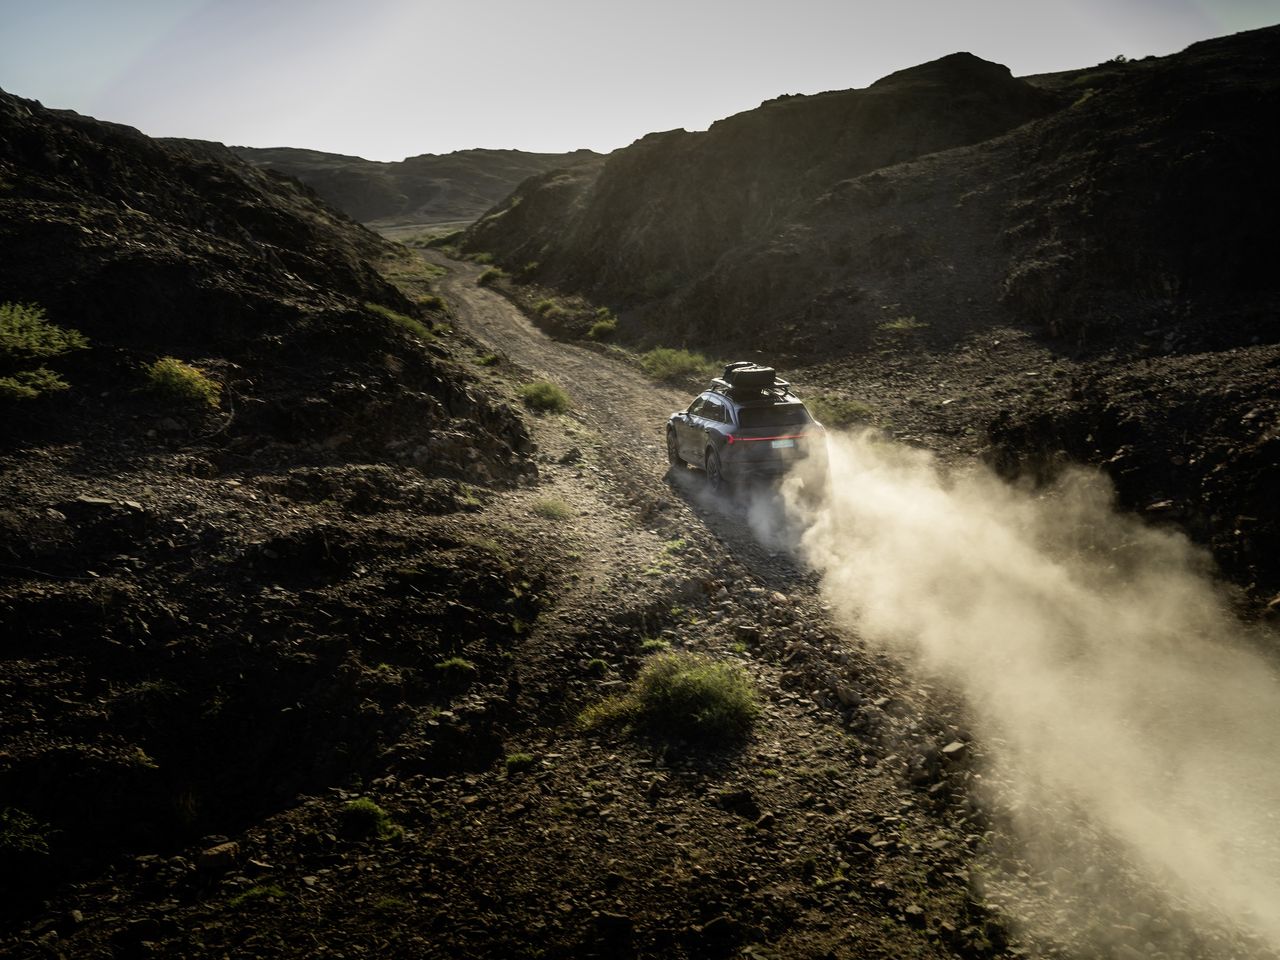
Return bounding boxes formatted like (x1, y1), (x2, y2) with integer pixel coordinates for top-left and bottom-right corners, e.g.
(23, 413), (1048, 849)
(710, 376), (794, 402)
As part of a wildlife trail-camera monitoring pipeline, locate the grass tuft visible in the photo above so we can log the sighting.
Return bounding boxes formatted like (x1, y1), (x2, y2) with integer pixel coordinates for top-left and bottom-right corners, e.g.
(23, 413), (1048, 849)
(586, 313), (617, 340)
(434, 657), (478, 685)
(879, 315), (928, 333)
(366, 301), (432, 340)
(424, 229), (464, 249)
(578, 652), (759, 742)
(639, 347), (715, 382)
(145, 357), (221, 410)
(340, 798), (404, 841)
(531, 498), (572, 520)
(477, 267), (505, 286)
(519, 380), (570, 413)
(504, 752), (537, 773)
(229, 884), (286, 908)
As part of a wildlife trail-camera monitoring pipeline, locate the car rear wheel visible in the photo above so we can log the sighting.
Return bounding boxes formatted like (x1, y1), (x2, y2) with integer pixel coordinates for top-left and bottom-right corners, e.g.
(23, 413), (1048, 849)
(705, 448), (725, 492)
(667, 427), (682, 466)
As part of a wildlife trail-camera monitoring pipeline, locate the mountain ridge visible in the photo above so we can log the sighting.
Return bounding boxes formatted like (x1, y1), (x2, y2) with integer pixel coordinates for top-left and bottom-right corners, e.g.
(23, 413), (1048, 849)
(229, 143), (601, 226)
(462, 26), (1279, 354)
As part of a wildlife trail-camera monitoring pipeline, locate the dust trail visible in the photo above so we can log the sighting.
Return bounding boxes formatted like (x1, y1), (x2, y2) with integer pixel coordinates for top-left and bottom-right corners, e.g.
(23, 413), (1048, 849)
(781, 432), (1280, 953)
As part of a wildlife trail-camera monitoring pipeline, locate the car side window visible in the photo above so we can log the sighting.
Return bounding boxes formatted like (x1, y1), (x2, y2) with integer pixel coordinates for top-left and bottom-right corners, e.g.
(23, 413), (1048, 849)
(688, 397), (708, 417)
(704, 398), (725, 423)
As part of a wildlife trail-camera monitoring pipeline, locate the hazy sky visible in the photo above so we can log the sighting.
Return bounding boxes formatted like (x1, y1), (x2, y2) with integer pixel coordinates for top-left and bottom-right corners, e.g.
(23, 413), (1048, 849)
(1, 0), (1276, 160)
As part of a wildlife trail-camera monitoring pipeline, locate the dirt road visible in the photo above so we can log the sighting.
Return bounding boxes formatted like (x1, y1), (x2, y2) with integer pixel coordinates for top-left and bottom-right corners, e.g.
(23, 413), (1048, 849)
(430, 251), (820, 587)
(418, 251), (995, 959)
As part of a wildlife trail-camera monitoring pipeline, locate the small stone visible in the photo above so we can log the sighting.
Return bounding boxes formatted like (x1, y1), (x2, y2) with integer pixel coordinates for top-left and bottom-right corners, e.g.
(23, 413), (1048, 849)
(833, 684), (861, 708)
(197, 841), (240, 873)
(754, 812), (776, 830)
(941, 741), (967, 758)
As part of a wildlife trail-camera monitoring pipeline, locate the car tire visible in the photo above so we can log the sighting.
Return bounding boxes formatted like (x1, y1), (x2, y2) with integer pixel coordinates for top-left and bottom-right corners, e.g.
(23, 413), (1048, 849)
(705, 448), (725, 492)
(667, 427), (682, 466)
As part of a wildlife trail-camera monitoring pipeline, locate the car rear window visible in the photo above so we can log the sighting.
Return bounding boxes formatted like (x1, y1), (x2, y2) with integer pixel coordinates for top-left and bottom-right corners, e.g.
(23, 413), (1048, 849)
(737, 403), (811, 428)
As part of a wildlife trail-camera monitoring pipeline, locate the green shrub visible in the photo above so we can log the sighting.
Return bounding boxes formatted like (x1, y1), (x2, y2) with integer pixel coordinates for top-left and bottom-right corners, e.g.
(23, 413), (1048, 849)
(504, 752), (536, 773)
(0, 368), (73, 401)
(806, 395), (875, 428)
(519, 380), (570, 412)
(639, 638), (671, 653)
(470, 252), (495, 265)
(417, 294), (446, 311)
(586, 315), (617, 341)
(477, 267), (504, 286)
(339, 798), (403, 840)
(434, 657), (478, 684)
(639, 347), (715, 382)
(533, 299), (557, 315)
(0, 302), (88, 400)
(578, 652), (759, 742)
(475, 353), (501, 367)
(585, 658), (609, 676)
(532, 498), (572, 519)
(366, 301), (432, 340)
(145, 357), (221, 410)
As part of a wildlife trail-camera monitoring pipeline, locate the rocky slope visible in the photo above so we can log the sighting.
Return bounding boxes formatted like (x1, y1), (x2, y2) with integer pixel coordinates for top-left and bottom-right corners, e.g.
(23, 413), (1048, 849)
(230, 145), (600, 227)
(0, 87), (539, 926)
(465, 29), (1279, 352)
(464, 26), (1280, 605)
(465, 51), (1059, 330)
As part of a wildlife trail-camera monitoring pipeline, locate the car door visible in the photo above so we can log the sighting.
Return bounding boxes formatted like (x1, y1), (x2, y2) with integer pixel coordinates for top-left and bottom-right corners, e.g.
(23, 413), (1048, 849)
(701, 396), (728, 455)
(679, 395), (711, 461)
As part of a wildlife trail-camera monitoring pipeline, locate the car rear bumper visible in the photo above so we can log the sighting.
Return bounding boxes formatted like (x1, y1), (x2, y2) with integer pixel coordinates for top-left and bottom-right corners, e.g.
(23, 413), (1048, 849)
(723, 452), (827, 481)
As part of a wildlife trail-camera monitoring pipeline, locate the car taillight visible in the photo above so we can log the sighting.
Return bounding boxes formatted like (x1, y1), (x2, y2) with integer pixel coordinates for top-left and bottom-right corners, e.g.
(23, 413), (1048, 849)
(726, 434), (736, 444)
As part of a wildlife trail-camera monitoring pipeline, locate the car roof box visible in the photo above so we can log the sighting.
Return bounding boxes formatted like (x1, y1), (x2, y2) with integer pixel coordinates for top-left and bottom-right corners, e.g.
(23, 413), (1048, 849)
(723, 363), (776, 392)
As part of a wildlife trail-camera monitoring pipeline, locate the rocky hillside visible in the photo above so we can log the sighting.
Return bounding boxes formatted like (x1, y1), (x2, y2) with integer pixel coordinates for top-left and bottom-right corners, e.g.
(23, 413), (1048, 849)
(230, 145), (599, 226)
(464, 27), (1280, 605)
(0, 87), (538, 922)
(465, 28), (1279, 354)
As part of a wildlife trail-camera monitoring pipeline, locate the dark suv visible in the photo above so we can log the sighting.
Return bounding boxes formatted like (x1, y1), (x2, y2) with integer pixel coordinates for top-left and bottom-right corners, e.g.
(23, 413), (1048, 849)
(667, 363), (827, 489)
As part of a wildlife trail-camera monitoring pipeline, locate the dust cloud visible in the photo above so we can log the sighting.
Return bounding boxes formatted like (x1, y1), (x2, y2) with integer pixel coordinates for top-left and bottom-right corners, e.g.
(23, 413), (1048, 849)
(780, 432), (1280, 954)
